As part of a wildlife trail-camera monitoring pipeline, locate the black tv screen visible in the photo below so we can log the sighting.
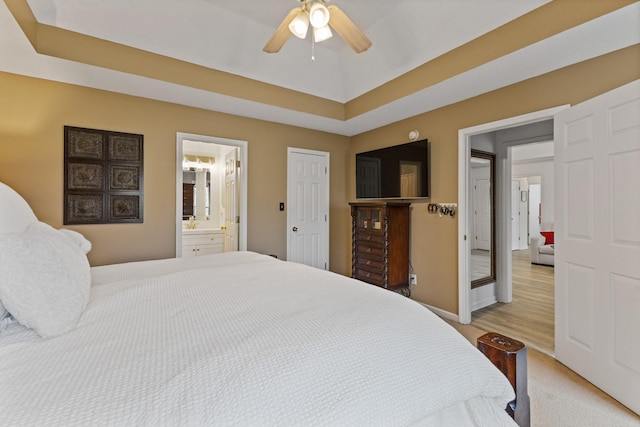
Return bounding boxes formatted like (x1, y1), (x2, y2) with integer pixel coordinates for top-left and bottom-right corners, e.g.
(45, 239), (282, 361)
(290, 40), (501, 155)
(356, 139), (429, 199)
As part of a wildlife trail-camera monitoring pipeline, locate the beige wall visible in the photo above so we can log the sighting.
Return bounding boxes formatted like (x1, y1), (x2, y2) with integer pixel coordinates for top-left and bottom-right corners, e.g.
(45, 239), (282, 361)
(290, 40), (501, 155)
(1, 44), (638, 314)
(350, 45), (640, 313)
(0, 71), (351, 273)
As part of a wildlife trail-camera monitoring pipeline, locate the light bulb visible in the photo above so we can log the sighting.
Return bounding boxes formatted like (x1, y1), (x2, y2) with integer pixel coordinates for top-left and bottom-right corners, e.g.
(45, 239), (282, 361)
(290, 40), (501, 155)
(288, 11), (309, 39)
(309, 3), (330, 28)
(313, 25), (332, 43)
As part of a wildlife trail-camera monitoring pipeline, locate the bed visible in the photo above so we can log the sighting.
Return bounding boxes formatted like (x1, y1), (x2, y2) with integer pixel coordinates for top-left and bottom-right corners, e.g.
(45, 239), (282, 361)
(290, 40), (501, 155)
(0, 182), (518, 426)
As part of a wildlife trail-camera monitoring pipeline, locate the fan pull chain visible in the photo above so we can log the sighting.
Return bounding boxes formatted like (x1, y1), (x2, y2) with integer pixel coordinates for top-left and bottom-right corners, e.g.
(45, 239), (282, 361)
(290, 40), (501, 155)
(311, 37), (316, 61)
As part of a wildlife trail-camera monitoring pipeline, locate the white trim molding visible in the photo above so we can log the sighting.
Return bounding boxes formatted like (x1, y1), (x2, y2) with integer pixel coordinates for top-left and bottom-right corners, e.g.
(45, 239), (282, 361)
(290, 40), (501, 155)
(457, 105), (569, 324)
(176, 132), (248, 257)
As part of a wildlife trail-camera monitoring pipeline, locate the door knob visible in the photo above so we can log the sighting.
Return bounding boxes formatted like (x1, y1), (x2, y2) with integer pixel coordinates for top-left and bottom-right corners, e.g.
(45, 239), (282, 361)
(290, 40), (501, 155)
(292, 226), (298, 232)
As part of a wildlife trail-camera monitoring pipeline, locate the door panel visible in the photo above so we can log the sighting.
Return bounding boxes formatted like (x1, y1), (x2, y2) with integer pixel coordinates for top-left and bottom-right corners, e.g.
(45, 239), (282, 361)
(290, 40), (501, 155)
(287, 149), (329, 270)
(224, 148), (238, 252)
(555, 80), (640, 414)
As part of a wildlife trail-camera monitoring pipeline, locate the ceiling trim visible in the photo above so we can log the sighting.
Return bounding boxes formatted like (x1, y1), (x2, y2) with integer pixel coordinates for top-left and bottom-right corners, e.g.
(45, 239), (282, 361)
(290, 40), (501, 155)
(4, 0), (345, 120)
(345, 0), (638, 119)
(2, 0), (638, 137)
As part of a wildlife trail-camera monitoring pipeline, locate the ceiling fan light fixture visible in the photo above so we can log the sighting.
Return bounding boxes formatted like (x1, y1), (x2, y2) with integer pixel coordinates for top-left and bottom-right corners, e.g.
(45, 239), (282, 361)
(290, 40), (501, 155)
(263, 1), (371, 54)
(308, 3), (330, 29)
(288, 10), (310, 39)
(313, 25), (332, 43)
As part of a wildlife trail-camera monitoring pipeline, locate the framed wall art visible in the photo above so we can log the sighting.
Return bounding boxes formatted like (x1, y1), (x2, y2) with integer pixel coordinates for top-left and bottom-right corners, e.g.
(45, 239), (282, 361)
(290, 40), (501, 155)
(64, 126), (143, 224)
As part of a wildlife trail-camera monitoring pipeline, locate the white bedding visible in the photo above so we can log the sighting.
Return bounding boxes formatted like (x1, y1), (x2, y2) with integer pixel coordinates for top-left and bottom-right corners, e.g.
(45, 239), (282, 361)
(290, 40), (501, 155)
(0, 252), (516, 426)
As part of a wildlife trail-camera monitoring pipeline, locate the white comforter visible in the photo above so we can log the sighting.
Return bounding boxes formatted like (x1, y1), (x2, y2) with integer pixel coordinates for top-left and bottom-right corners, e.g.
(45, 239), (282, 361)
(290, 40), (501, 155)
(0, 252), (515, 426)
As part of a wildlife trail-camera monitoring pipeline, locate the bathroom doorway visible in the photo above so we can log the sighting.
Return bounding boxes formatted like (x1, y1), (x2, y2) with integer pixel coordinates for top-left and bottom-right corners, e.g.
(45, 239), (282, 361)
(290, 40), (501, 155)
(175, 132), (247, 257)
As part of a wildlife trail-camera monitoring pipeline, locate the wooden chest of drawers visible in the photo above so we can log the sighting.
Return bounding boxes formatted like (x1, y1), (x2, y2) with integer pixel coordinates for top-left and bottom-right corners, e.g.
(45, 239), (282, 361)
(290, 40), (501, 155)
(349, 202), (410, 296)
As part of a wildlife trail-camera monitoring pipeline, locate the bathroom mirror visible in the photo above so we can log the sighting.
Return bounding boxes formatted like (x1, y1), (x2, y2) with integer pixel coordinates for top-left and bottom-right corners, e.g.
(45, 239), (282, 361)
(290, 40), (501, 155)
(182, 169), (210, 220)
(470, 150), (496, 287)
(181, 154), (215, 220)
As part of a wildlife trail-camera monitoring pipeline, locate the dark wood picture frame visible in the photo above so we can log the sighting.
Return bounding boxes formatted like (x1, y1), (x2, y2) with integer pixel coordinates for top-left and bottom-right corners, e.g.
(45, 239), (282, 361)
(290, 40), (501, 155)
(64, 126), (143, 224)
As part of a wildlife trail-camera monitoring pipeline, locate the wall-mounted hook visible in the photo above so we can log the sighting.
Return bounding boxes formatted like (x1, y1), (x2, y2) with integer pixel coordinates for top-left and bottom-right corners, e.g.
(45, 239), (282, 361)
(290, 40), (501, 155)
(427, 203), (457, 218)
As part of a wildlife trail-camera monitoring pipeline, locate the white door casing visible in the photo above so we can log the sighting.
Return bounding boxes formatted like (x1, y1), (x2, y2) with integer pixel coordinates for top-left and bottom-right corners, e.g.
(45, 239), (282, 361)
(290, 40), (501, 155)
(458, 106), (568, 324)
(287, 148), (329, 270)
(175, 132), (247, 257)
(555, 80), (640, 414)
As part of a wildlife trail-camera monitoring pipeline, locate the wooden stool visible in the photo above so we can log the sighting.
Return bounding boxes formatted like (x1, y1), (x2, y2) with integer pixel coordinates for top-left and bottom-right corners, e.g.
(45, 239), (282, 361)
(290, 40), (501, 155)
(477, 333), (530, 427)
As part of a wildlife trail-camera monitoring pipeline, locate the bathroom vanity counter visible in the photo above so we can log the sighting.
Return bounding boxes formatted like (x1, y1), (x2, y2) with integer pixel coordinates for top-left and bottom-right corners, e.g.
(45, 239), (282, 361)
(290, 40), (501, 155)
(182, 229), (224, 257)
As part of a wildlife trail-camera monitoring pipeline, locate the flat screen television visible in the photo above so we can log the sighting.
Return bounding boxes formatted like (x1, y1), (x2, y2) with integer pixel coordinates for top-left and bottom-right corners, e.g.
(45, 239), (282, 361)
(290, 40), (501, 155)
(355, 139), (430, 199)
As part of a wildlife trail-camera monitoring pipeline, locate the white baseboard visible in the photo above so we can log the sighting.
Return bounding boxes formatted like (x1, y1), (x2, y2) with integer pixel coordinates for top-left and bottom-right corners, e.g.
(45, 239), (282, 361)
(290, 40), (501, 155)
(470, 283), (498, 311)
(471, 295), (498, 311)
(418, 302), (458, 322)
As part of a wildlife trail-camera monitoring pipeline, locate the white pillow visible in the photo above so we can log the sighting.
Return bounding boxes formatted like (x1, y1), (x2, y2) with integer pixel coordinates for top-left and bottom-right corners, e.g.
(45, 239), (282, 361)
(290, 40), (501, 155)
(0, 182), (39, 321)
(0, 182), (38, 235)
(59, 228), (92, 254)
(0, 221), (91, 338)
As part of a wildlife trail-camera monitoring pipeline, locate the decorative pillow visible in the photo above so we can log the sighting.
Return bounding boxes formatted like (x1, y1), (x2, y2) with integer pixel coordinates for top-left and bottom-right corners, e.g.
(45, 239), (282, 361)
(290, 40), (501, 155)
(0, 221), (91, 338)
(0, 182), (38, 235)
(59, 228), (92, 254)
(0, 182), (39, 322)
(540, 231), (554, 245)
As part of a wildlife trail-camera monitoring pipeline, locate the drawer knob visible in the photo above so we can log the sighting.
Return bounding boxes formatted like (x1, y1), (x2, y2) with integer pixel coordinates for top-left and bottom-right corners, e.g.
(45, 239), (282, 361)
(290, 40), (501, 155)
(366, 235), (371, 240)
(366, 260), (371, 265)
(366, 272), (371, 277)
(366, 248), (371, 253)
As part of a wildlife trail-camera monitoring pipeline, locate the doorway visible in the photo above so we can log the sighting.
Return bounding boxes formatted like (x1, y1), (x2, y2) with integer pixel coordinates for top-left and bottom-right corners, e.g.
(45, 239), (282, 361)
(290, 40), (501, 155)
(175, 132), (248, 257)
(457, 106), (567, 324)
(477, 155), (555, 353)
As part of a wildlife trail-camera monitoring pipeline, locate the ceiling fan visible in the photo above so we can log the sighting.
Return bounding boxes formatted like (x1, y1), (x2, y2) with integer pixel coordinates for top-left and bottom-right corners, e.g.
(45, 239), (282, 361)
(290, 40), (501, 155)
(263, 0), (371, 54)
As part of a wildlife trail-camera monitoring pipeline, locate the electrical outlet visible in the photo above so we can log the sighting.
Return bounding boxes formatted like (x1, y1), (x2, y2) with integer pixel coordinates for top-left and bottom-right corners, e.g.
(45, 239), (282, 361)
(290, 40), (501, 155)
(409, 274), (417, 286)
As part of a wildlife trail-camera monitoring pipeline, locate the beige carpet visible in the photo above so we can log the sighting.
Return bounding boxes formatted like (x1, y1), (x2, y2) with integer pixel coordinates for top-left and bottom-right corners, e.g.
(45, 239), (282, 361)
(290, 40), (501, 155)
(444, 319), (640, 427)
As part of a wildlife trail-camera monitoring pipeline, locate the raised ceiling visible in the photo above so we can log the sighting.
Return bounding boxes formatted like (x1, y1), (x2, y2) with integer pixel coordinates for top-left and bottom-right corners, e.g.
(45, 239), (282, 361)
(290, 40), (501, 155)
(1, 0), (639, 135)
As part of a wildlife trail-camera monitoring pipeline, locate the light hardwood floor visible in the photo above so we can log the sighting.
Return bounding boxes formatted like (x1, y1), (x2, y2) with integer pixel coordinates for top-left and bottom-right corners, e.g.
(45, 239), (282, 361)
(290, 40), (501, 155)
(471, 247), (555, 354)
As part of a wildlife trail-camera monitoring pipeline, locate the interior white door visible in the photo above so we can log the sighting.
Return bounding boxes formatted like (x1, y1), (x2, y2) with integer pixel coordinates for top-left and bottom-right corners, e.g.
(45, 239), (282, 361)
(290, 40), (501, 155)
(224, 148), (239, 252)
(555, 79), (640, 414)
(474, 178), (491, 250)
(287, 148), (329, 270)
(528, 183), (541, 244)
(511, 179), (520, 250)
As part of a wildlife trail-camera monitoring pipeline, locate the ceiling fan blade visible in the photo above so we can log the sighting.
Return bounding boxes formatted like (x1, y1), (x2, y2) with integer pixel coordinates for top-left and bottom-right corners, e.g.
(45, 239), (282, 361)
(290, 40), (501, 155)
(327, 5), (372, 53)
(263, 7), (301, 53)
